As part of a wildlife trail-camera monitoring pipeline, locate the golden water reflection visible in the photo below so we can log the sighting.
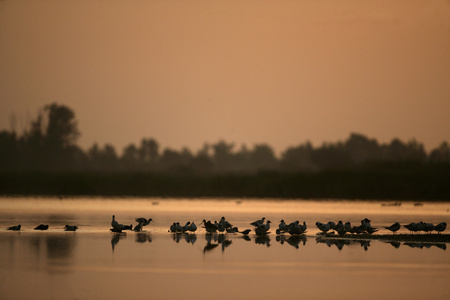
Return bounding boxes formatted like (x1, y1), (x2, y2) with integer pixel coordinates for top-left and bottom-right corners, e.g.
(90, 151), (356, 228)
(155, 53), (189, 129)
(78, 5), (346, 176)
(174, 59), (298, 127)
(1, 198), (449, 300)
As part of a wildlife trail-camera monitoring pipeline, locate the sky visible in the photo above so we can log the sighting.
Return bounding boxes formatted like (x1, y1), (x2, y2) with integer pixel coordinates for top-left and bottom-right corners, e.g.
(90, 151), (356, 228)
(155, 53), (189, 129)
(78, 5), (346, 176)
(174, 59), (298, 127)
(0, 0), (449, 155)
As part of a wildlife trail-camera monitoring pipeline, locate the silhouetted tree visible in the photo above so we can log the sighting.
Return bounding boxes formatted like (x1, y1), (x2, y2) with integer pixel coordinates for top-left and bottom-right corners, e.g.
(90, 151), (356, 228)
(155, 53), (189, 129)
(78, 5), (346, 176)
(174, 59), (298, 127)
(249, 144), (278, 171)
(311, 142), (352, 170)
(159, 147), (192, 172)
(0, 131), (19, 170)
(280, 142), (317, 172)
(429, 142), (450, 162)
(383, 138), (426, 162)
(139, 138), (159, 165)
(121, 144), (140, 170)
(212, 140), (236, 172)
(88, 143), (119, 171)
(44, 103), (80, 149)
(344, 133), (381, 165)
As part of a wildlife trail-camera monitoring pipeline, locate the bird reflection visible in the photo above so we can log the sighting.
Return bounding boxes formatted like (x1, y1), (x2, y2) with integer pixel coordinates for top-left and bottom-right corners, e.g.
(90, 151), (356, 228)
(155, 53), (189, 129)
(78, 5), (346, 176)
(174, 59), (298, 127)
(135, 233), (152, 243)
(316, 237), (351, 251)
(203, 233), (233, 254)
(203, 242), (219, 254)
(221, 239), (232, 252)
(276, 234), (307, 249)
(286, 235), (307, 249)
(172, 233), (197, 245)
(385, 241), (401, 249)
(111, 232), (126, 252)
(184, 234), (197, 245)
(358, 240), (371, 251)
(238, 235), (251, 242)
(255, 235), (271, 247)
(404, 242), (447, 250)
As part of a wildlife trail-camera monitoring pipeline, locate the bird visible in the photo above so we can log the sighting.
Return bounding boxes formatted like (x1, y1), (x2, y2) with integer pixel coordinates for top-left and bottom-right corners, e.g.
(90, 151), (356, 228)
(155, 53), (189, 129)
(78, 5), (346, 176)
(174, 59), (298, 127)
(278, 219), (288, 232)
(181, 221), (191, 232)
(175, 222), (183, 232)
(226, 227), (239, 233)
(121, 224), (133, 230)
(384, 222), (401, 234)
(200, 219), (218, 233)
(334, 221), (346, 235)
(34, 224), (49, 230)
(238, 229), (251, 235)
(111, 215), (121, 230)
(188, 222), (197, 234)
(255, 220), (271, 236)
(434, 222), (447, 234)
(135, 217), (153, 226)
(64, 225), (78, 231)
(316, 221), (334, 234)
(133, 223), (143, 232)
(423, 223), (435, 234)
(344, 222), (352, 233)
(251, 217), (265, 227)
(219, 217), (233, 229)
(7, 225), (21, 231)
(169, 222), (177, 232)
(404, 222), (423, 234)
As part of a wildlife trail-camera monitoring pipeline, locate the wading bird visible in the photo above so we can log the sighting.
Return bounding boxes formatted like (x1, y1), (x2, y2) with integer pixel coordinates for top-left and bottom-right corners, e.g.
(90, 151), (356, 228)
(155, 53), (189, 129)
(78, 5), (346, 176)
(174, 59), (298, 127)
(384, 222), (401, 234)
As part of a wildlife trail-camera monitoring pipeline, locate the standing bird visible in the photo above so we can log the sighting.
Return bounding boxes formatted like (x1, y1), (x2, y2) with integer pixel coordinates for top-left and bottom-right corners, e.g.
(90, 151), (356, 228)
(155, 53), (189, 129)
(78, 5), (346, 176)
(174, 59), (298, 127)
(133, 223), (143, 232)
(384, 222), (401, 234)
(135, 217), (153, 227)
(434, 222), (447, 234)
(181, 221), (191, 233)
(169, 222), (177, 233)
(189, 221), (197, 234)
(111, 215), (120, 230)
(7, 225), (21, 231)
(251, 217), (265, 227)
(255, 220), (271, 236)
(278, 220), (288, 232)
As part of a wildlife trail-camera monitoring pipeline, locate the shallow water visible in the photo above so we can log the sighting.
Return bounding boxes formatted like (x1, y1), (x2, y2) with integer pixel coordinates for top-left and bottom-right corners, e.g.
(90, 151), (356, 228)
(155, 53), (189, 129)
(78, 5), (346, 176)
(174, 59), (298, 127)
(0, 197), (449, 300)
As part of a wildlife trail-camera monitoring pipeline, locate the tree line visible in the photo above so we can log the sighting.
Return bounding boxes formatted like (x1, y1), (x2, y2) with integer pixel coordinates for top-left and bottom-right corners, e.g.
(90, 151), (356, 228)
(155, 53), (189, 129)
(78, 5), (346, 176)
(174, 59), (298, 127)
(1, 103), (449, 173)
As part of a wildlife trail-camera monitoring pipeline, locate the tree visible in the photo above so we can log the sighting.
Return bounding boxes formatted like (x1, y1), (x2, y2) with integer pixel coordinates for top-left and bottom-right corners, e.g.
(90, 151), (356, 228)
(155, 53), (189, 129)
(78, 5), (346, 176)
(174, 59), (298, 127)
(44, 103), (80, 149)
(429, 142), (450, 162)
(280, 142), (317, 172)
(249, 144), (278, 171)
(138, 138), (159, 165)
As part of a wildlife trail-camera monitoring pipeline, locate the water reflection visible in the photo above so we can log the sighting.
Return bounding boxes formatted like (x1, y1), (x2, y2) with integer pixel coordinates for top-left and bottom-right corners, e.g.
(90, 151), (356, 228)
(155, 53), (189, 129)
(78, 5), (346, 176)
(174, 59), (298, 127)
(383, 240), (446, 250)
(27, 234), (77, 260)
(202, 233), (233, 254)
(255, 235), (271, 247)
(403, 242), (446, 250)
(315, 237), (372, 251)
(171, 233), (197, 245)
(111, 232), (126, 252)
(163, 231), (449, 253)
(135, 232), (152, 243)
(276, 234), (307, 249)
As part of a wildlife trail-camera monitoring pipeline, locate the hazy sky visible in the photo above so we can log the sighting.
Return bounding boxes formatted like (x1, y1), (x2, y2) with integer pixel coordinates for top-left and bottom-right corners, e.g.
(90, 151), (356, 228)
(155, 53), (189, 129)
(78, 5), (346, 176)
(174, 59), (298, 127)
(1, 0), (449, 155)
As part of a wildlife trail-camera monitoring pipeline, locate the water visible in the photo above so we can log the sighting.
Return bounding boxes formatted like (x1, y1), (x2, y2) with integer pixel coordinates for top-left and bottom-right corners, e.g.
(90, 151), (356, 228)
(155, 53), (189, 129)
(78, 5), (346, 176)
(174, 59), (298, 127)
(0, 197), (449, 300)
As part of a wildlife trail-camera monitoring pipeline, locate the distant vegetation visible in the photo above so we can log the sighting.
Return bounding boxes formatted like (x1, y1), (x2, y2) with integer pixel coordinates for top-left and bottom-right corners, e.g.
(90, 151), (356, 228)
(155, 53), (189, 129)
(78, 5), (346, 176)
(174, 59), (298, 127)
(0, 103), (449, 200)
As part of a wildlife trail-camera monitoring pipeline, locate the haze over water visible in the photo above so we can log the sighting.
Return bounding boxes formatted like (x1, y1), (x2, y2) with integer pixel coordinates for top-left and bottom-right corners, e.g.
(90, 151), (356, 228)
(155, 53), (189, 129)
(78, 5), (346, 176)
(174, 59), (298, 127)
(1, 197), (449, 300)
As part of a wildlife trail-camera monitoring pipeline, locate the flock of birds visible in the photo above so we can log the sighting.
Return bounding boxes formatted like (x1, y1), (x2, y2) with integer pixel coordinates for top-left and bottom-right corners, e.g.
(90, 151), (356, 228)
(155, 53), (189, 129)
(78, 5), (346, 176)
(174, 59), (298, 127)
(5, 215), (446, 237)
(108, 215), (447, 237)
(6, 224), (77, 231)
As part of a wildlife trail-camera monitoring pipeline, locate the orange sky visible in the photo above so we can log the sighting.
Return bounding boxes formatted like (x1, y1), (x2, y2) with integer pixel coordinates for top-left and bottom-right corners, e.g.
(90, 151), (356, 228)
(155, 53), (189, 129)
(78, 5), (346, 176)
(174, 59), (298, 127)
(0, 0), (449, 154)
